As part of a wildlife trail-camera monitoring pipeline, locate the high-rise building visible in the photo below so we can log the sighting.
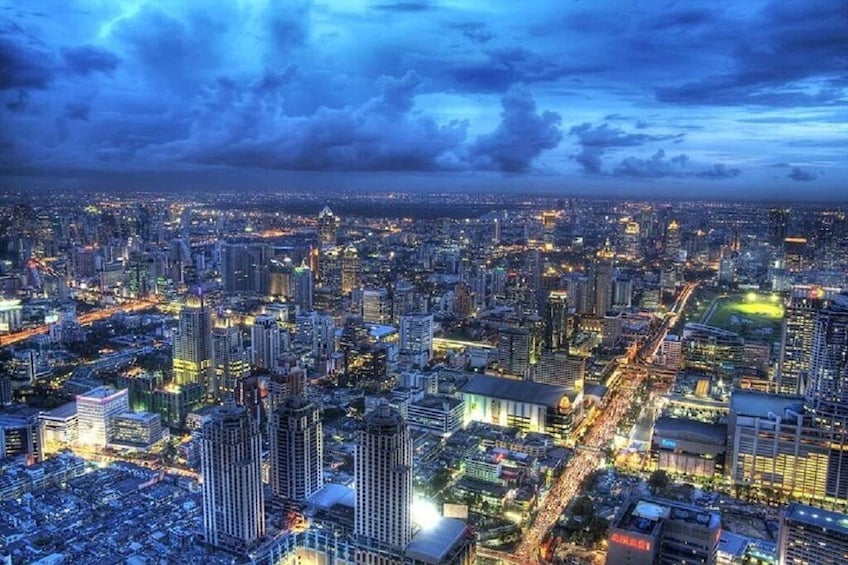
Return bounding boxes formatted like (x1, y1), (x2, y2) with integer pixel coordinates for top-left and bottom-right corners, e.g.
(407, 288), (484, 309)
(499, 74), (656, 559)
(212, 316), (249, 397)
(76, 386), (130, 447)
(172, 295), (215, 397)
(591, 247), (614, 316)
(293, 266), (313, 312)
(535, 350), (585, 389)
(544, 291), (569, 351)
(779, 287), (831, 395)
(399, 314), (434, 369)
(318, 205), (338, 247)
(497, 327), (531, 379)
(268, 258), (293, 298)
(251, 314), (281, 370)
(806, 294), (848, 428)
(362, 287), (391, 325)
(319, 245), (342, 289)
(221, 242), (270, 294)
(778, 502), (848, 565)
(612, 277), (633, 310)
(341, 244), (361, 294)
(392, 281), (416, 323)
(768, 207), (790, 251)
(269, 395), (323, 502)
(664, 219), (682, 263)
(355, 401), (413, 556)
(201, 399), (264, 554)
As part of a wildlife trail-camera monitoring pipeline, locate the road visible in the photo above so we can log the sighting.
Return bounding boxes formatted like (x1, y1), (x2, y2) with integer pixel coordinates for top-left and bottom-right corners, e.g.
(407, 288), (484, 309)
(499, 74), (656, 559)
(0, 299), (160, 347)
(506, 282), (698, 564)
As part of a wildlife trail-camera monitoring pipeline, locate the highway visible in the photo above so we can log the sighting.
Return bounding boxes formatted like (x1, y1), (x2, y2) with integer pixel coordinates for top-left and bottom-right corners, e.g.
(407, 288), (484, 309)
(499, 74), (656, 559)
(0, 298), (160, 348)
(505, 282), (698, 564)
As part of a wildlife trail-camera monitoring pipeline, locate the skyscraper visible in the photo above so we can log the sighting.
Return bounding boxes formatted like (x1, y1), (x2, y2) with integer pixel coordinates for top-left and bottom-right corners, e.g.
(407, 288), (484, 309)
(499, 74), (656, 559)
(544, 291), (569, 351)
(318, 204), (338, 247)
(341, 244), (361, 294)
(293, 265), (313, 312)
(362, 287), (390, 325)
(399, 313), (434, 369)
(269, 395), (323, 502)
(779, 287), (831, 395)
(201, 399), (264, 553)
(591, 247), (614, 316)
(497, 327), (531, 379)
(173, 295), (215, 397)
(806, 294), (848, 427)
(212, 316), (249, 397)
(251, 314), (281, 370)
(355, 401), (413, 555)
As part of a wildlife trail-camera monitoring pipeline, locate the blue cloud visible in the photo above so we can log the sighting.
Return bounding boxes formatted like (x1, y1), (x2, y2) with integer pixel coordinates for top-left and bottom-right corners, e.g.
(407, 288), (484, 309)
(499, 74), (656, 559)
(61, 46), (119, 75)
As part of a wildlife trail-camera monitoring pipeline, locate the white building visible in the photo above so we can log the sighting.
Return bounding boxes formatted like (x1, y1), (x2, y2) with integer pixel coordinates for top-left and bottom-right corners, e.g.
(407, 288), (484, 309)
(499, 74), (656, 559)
(0, 299), (22, 333)
(76, 386), (130, 447)
(251, 314), (281, 370)
(399, 314), (434, 369)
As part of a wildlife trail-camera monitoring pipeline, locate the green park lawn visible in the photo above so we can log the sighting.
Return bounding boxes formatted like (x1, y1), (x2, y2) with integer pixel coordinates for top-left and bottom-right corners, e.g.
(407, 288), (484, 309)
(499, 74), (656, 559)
(705, 292), (783, 341)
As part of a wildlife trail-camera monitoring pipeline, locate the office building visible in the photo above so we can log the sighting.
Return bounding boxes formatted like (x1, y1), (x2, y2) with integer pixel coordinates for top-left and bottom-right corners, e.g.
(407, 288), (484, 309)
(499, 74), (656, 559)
(362, 287), (391, 325)
(0, 299), (22, 333)
(806, 294), (848, 427)
(201, 399), (264, 554)
(172, 295), (215, 397)
(0, 412), (42, 462)
(251, 314), (281, 370)
(535, 350), (585, 389)
(544, 291), (569, 351)
(76, 386), (130, 447)
(497, 327), (531, 379)
(399, 314), (434, 369)
(269, 395), (323, 502)
(212, 316), (249, 397)
(293, 265), (313, 312)
(355, 401), (413, 557)
(779, 288), (831, 395)
(222, 242), (270, 294)
(778, 502), (848, 565)
(110, 412), (164, 449)
(318, 204), (338, 247)
(341, 244), (361, 294)
(607, 497), (720, 565)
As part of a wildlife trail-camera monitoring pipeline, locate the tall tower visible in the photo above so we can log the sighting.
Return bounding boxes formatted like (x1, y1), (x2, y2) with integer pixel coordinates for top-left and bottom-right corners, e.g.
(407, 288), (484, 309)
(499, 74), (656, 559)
(591, 246), (614, 317)
(173, 295), (215, 397)
(497, 327), (531, 379)
(269, 395), (323, 502)
(399, 314), (434, 369)
(293, 266), (313, 312)
(341, 244), (361, 294)
(544, 291), (569, 351)
(212, 316), (249, 398)
(251, 314), (281, 370)
(201, 400), (264, 553)
(779, 288), (830, 395)
(318, 205), (338, 247)
(806, 294), (848, 500)
(355, 401), (413, 555)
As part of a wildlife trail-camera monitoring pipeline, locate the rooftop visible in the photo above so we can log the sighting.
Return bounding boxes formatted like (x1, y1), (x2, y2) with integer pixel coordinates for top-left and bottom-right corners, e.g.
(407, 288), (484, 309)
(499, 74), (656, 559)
(461, 374), (570, 408)
(405, 517), (470, 564)
(730, 389), (804, 418)
(785, 502), (848, 532)
(653, 417), (727, 445)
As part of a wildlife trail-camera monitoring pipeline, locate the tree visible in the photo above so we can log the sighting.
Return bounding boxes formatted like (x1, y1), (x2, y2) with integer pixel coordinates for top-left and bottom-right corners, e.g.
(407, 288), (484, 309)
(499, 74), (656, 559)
(648, 470), (670, 494)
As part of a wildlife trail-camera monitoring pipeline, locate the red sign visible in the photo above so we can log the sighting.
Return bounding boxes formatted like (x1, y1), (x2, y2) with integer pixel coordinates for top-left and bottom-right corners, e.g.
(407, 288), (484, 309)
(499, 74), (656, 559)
(611, 532), (652, 552)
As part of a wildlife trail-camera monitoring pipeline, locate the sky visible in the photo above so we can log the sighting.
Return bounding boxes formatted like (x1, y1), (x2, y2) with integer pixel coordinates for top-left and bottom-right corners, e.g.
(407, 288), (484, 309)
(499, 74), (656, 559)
(1, 0), (846, 200)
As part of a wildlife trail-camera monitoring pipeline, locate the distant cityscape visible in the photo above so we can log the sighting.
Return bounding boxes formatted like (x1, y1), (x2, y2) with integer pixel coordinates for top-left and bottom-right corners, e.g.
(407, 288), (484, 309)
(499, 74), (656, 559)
(0, 190), (845, 564)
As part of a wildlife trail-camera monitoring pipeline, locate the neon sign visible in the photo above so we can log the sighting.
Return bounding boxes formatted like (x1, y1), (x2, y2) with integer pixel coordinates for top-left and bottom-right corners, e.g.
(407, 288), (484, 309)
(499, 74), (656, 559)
(611, 532), (652, 552)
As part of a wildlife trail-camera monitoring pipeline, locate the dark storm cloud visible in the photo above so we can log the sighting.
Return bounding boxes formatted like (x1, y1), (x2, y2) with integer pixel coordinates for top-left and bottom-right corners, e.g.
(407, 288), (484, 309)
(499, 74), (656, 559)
(787, 167), (817, 181)
(373, 2), (434, 12)
(470, 87), (562, 172)
(0, 37), (51, 89)
(657, 0), (848, 106)
(63, 102), (89, 121)
(180, 71), (469, 172)
(61, 46), (119, 75)
(452, 22), (493, 44)
(448, 48), (587, 92)
(644, 8), (717, 30)
(615, 150), (740, 179)
(5, 89), (28, 112)
(569, 123), (685, 174)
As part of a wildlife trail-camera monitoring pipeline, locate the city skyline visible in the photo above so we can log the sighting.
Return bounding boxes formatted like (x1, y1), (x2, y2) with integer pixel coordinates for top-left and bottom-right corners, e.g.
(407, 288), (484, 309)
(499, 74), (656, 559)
(1, 0), (847, 200)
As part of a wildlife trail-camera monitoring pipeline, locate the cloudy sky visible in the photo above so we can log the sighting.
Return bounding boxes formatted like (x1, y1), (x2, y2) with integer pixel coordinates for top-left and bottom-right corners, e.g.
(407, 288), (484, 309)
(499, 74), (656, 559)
(1, 0), (846, 199)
